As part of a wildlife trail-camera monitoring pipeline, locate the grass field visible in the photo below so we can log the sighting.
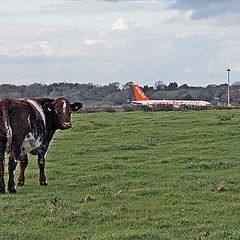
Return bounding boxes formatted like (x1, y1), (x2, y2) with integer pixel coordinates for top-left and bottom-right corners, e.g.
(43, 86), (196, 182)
(1, 110), (240, 240)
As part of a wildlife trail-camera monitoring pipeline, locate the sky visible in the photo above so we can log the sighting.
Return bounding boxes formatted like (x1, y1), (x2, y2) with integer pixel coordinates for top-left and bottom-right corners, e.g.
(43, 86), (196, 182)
(0, 0), (240, 87)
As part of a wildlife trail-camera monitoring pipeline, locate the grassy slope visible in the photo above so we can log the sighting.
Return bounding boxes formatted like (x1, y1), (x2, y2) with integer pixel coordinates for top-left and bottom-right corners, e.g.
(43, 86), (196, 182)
(1, 110), (240, 240)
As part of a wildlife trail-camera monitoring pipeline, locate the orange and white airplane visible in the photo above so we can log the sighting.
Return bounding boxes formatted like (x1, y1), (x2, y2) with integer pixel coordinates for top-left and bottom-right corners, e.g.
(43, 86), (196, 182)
(131, 84), (211, 107)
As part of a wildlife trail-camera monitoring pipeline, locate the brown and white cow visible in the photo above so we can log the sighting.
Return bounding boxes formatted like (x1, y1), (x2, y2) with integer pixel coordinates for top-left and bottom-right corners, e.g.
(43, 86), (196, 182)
(0, 97), (82, 193)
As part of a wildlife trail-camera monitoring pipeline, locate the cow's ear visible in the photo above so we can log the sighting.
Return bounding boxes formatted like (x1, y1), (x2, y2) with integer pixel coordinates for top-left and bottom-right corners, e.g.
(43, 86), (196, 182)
(43, 102), (55, 114)
(70, 102), (83, 112)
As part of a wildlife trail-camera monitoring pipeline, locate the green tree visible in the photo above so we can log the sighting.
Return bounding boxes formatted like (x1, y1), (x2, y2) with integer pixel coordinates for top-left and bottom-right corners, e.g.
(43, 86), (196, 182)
(165, 82), (178, 91)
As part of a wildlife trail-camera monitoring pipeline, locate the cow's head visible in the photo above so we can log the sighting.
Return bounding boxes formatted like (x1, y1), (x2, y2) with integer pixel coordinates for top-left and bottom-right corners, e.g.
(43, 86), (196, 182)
(44, 97), (82, 130)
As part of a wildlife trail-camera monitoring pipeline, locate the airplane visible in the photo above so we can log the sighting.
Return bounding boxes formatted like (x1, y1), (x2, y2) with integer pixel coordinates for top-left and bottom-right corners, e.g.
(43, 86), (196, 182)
(131, 84), (211, 107)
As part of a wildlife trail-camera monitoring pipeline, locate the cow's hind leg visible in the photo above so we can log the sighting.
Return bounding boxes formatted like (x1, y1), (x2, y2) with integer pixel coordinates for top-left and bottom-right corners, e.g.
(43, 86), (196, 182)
(17, 155), (28, 186)
(0, 141), (6, 193)
(0, 160), (5, 193)
(8, 152), (19, 193)
(38, 152), (48, 186)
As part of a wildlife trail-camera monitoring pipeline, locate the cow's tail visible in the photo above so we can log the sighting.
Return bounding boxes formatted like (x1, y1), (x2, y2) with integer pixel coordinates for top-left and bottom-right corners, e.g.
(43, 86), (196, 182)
(1, 99), (12, 154)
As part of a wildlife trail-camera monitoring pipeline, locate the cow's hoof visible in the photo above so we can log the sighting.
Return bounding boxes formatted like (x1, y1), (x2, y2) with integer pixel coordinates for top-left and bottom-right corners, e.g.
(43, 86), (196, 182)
(8, 188), (17, 194)
(17, 181), (24, 186)
(40, 181), (48, 186)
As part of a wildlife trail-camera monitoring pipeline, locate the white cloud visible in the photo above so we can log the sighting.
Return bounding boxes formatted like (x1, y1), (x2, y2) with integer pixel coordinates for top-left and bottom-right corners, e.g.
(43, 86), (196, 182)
(167, 10), (193, 24)
(19, 44), (41, 56)
(84, 39), (104, 46)
(112, 17), (128, 31)
(184, 68), (193, 75)
(19, 41), (56, 56)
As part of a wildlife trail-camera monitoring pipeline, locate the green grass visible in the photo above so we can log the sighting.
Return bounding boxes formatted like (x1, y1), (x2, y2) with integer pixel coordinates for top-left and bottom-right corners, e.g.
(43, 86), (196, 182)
(1, 110), (240, 239)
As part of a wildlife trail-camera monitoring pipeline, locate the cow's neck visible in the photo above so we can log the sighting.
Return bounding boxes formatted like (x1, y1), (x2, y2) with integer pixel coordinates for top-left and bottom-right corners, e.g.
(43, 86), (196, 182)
(45, 117), (58, 141)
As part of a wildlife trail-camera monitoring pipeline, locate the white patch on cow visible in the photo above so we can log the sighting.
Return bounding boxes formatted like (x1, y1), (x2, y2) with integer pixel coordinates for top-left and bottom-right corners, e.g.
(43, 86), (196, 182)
(27, 114), (31, 127)
(21, 132), (43, 155)
(26, 99), (46, 127)
(62, 100), (67, 113)
(4, 120), (12, 153)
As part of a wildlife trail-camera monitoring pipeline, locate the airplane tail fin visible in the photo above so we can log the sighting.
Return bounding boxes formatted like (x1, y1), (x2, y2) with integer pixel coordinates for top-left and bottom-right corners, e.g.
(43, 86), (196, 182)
(133, 84), (150, 101)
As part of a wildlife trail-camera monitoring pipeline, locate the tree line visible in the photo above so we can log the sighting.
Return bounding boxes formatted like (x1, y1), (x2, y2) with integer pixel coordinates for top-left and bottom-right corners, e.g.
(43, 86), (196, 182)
(0, 81), (240, 106)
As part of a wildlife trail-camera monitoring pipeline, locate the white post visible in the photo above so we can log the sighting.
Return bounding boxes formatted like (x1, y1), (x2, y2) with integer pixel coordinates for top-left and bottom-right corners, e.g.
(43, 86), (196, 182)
(227, 68), (231, 107)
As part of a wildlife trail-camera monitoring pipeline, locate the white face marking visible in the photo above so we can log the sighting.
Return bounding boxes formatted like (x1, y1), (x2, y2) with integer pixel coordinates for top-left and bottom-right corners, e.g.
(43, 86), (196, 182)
(21, 132), (43, 155)
(62, 100), (67, 113)
(26, 99), (46, 127)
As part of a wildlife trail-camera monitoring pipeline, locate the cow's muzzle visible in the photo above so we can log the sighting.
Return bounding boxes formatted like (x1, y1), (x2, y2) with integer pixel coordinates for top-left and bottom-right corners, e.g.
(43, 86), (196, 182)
(61, 121), (72, 129)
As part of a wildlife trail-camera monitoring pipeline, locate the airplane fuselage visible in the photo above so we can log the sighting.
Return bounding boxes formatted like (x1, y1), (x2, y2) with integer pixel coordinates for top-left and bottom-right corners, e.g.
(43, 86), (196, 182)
(131, 99), (211, 107)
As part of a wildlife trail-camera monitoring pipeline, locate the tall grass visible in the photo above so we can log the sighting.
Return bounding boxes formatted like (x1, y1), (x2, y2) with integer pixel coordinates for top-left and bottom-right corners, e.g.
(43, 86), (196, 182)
(1, 110), (240, 239)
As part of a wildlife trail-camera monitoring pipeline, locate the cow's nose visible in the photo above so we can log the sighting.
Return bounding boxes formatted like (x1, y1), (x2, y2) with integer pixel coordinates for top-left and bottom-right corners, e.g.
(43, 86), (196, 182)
(62, 121), (71, 128)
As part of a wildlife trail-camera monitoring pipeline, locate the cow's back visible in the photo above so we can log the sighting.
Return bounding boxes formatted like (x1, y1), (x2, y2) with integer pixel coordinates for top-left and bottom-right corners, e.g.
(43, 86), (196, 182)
(10, 101), (35, 145)
(0, 98), (47, 155)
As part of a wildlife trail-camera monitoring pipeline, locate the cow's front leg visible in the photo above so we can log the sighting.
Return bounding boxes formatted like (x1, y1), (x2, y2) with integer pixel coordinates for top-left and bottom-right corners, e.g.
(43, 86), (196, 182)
(0, 142), (5, 193)
(17, 155), (28, 186)
(8, 153), (18, 193)
(38, 152), (47, 186)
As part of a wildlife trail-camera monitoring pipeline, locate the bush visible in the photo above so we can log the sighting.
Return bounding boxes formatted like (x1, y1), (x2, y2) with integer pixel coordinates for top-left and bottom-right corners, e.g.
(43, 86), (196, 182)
(101, 106), (116, 113)
(122, 105), (135, 112)
(152, 104), (174, 111)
